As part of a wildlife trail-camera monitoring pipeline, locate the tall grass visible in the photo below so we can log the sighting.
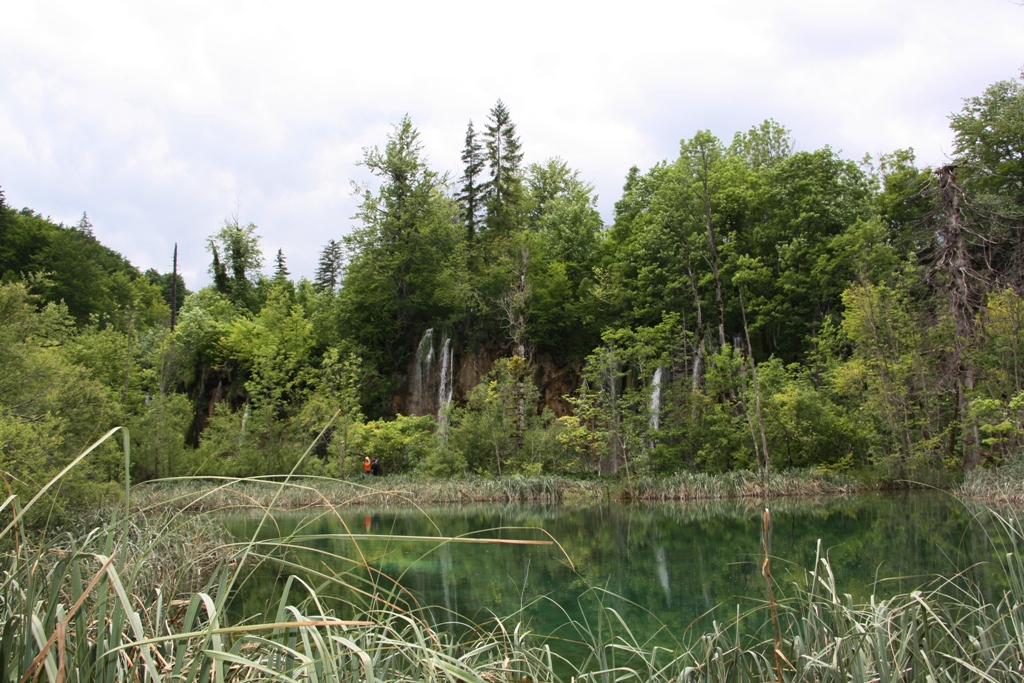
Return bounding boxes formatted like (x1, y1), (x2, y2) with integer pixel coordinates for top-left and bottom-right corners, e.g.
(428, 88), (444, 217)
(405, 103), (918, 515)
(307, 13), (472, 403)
(625, 469), (863, 502)
(131, 474), (604, 512)
(0, 426), (574, 683)
(132, 469), (866, 514)
(5, 426), (1024, 681)
(959, 463), (1024, 505)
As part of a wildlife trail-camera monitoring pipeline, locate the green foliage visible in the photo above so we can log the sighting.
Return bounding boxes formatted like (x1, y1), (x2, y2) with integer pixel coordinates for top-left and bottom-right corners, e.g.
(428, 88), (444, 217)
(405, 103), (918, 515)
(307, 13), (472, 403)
(951, 69), (1024, 211)
(0, 283), (122, 522)
(207, 218), (264, 311)
(128, 392), (192, 479)
(448, 356), (561, 475)
(313, 239), (343, 292)
(299, 347), (365, 474)
(458, 119), (486, 240)
(145, 266), (190, 316)
(482, 99), (526, 236)
(339, 116), (470, 406)
(348, 414), (437, 476)
(0, 203), (170, 327)
(223, 284), (314, 412)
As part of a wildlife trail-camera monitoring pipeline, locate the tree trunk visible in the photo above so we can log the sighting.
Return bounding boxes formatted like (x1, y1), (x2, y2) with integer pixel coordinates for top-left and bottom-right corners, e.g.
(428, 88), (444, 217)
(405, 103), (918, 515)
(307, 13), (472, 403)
(935, 165), (980, 469)
(740, 289), (770, 481)
(700, 163), (727, 350)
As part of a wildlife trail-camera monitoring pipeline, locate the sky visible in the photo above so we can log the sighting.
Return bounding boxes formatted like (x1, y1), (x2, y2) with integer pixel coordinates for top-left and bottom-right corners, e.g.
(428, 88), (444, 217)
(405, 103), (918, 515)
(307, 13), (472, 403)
(2, 1), (1023, 289)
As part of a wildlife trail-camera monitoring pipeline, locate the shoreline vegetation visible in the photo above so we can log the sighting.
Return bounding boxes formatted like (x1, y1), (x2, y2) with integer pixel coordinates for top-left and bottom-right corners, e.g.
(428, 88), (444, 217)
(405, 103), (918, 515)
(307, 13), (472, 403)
(131, 469), (869, 513)
(959, 465), (1024, 506)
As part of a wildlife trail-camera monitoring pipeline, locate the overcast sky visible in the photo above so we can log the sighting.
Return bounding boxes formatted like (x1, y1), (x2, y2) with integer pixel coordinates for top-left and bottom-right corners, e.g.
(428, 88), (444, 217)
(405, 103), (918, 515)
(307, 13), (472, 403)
(2, 0), (1023, 288)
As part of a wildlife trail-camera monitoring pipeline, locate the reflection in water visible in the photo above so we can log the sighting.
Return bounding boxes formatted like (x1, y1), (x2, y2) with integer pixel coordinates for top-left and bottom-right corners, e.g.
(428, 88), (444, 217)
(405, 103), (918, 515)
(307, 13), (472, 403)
(223, 492), (1007, 651)
(655, 547), (670, 605)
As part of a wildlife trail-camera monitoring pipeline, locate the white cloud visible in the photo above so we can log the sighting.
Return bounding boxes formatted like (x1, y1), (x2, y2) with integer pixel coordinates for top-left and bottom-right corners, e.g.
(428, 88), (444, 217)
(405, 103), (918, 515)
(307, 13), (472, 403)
(2, 0), (1022, 287)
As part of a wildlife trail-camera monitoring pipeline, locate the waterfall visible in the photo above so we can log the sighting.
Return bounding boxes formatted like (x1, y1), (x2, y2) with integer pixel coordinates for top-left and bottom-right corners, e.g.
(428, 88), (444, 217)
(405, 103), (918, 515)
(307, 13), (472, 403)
(239, 404), (251, 445)
(412, 329), (435, 415)
(437, 336), (454, 426)
(411, 328), (457, 423)
(650, 367), (663, 431)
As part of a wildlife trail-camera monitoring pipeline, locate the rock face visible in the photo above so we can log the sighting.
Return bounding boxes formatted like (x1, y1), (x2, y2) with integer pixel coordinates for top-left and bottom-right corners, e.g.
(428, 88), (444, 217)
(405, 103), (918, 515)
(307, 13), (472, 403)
(532, 354), (579, 417)
(398, 330), (581, 420)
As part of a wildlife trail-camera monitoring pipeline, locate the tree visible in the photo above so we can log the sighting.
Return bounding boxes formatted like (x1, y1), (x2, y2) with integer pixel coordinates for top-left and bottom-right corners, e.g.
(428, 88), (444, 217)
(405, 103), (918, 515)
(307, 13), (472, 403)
(0, 283), (122, 522)
(339, 115), (469, 409)
(522, 159), (606, 359)
(273, 248), (290, 281)
(730, 119), (793, 170)
(0, 203), (155, 326)
(76, 211), (94, 237)
(950, 70), (1024, 212)
(144, 267), (189, 319)
(483, 100), (525, 236)
(734, 147), (873, 361)
(207, 219), (264, 310)
(678, 131), (729, 350)
(458, 120), (486, 243)
(314, 239), (344, 292)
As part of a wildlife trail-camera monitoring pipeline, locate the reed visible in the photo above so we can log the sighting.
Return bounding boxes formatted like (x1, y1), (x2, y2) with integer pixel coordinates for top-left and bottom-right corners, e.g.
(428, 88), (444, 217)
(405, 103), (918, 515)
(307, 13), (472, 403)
(625, 469), (864, 502)
(130, 474), (608, 512)
(0, 428), (573, 683)
(959, 464), (1024, 505)
(132, 469), (866, 514)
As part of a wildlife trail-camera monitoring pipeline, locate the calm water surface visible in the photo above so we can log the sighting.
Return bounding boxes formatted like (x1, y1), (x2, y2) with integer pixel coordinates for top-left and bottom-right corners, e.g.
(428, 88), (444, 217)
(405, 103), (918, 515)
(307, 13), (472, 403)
(224, 492), (1006, 648)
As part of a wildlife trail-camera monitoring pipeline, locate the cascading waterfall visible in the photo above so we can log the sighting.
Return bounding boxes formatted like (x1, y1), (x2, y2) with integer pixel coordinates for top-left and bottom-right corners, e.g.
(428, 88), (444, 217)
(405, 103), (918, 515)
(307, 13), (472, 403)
(411, 328), (456, 423)
(437, 336), (454, 428)
(412, 329), (435, 415)
(239, 404), (251, 445)
(650, 367), (663, 431)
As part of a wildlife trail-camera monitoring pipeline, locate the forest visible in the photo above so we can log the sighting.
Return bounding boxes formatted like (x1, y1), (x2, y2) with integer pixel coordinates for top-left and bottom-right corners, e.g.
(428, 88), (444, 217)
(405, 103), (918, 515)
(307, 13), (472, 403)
(3, 71), (1024, 515)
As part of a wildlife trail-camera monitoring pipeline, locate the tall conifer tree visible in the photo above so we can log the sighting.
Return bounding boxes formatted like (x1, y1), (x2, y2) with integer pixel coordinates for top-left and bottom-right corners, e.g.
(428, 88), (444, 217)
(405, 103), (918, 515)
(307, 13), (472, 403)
(458, 120), (485, 243)
(315, 239), (344, 292)
(76, 212), (94, 237)
(483, 100), (524, 235)
(273, 248), (289, 281)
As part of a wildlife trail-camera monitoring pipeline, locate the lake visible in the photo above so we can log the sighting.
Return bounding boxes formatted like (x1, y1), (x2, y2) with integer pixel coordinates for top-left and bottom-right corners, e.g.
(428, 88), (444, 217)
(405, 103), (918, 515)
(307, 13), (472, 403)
(224, 491), (1007, 652)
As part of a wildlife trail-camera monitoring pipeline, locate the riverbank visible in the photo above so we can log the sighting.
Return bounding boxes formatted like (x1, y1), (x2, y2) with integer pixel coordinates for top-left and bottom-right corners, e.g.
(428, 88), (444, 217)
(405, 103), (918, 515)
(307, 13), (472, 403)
(131, 469), (868, 512)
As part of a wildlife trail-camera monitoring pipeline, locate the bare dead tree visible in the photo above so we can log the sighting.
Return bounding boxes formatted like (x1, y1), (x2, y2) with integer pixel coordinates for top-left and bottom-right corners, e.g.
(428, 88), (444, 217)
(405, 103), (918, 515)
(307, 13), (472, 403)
(498, 243), (531, 454)
(934, 165), (983, 468)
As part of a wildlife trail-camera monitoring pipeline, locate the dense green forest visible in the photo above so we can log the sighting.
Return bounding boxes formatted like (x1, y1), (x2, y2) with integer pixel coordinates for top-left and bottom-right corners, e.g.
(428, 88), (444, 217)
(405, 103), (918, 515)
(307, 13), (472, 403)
(3, 71), (1024, 513)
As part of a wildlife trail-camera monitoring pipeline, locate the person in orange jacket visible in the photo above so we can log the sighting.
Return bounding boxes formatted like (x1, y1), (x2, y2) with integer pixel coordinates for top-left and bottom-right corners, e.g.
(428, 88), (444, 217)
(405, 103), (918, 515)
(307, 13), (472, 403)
(363, 457), (371, 475)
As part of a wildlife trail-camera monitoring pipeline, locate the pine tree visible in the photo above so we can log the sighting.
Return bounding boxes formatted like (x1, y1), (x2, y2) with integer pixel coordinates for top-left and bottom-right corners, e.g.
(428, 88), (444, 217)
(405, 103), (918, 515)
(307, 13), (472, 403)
(458, 120), (485, 243)
(76, 212), (94, 237)
(315, 239), (344, 292)
(483, 100), (525, 235)
(273, 248), (289, 281)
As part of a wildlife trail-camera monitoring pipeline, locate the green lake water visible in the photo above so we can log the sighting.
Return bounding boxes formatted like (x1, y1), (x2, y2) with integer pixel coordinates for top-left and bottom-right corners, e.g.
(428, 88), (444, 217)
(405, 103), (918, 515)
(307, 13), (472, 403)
(223, 492), (1008, 650)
